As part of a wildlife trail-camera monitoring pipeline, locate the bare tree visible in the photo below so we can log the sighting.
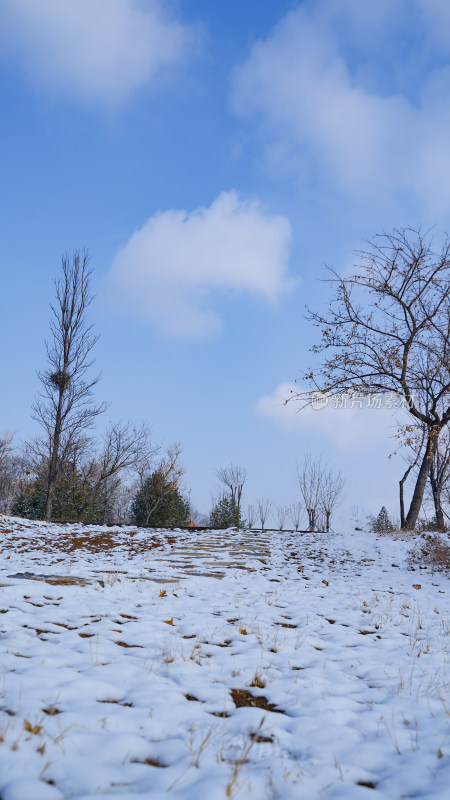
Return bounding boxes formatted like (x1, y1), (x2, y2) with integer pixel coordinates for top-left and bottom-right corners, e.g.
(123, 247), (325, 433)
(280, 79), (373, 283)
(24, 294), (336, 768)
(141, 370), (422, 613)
(320, 467), (345, 532)
(246, 504), (256, 529)
(297, 454), (324, 531)
(216, 464), (247, 513)
(296, 228), (450, 530)
(65, 422), (155, 523)
(289, 502), (303, 532)
(276, 505), (288, 530)
(33, 250), (106, 520)
(256, 497), (272, 530)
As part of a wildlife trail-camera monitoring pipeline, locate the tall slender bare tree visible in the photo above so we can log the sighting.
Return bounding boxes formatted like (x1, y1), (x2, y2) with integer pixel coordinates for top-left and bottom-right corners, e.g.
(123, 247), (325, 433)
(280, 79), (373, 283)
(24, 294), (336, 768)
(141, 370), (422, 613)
(33, 250), (106, 520)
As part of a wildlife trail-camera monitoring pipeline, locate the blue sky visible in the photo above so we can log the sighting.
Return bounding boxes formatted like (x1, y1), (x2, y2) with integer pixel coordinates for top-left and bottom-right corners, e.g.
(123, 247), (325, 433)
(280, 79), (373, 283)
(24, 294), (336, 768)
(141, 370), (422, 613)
(1, 0), (450, 524)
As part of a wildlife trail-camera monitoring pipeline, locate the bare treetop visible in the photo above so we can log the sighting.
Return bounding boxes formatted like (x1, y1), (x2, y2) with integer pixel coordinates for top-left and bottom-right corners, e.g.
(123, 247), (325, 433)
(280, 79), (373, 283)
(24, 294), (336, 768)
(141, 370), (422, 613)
(216, 464), (247, 510)
(303, 228), (450, 425)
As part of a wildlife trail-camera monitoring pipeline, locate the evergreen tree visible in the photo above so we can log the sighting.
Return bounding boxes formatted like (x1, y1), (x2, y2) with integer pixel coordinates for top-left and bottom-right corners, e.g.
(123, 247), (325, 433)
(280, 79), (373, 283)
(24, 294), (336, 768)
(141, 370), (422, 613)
(209, 495), (244, 528)
(11, 465), (108, 524)
(130, 471), (190, 527)
(11, 479), (47, 520)
(372, 506), (394, 531)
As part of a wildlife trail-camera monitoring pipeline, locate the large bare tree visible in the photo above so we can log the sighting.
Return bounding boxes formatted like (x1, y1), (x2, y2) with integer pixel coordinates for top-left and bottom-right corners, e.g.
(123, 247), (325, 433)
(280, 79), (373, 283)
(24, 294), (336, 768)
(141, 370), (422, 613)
(33, 250), (106, 520)
(298, 228), (450, 530)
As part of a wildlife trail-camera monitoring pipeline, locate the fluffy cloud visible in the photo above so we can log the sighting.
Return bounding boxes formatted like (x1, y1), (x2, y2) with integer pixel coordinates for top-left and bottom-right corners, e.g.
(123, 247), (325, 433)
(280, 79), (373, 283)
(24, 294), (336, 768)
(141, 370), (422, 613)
(0, 0), (195, 104)
(232, 0), (450, 213)
(109, 191), (293, 337)
(256, 382), (406, 452)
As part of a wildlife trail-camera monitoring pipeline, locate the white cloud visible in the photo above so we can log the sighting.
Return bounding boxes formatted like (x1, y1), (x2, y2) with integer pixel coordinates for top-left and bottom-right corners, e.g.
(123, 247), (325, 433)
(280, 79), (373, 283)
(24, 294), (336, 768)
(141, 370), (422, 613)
(109, 190), (293, 337)
(0, 0), (195, 105)
(232, 1), (450, 213)
(256, 382), (406, 452)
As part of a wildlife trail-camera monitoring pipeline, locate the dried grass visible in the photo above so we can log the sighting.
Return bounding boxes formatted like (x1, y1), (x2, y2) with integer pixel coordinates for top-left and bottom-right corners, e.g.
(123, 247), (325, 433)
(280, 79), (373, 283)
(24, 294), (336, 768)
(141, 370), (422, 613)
(407, 535), (450, 574)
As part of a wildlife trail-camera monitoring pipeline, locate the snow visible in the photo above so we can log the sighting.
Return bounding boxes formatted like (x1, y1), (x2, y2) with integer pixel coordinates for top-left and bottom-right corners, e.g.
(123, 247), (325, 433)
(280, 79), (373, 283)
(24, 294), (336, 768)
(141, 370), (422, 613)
(0, 516), (449, 799)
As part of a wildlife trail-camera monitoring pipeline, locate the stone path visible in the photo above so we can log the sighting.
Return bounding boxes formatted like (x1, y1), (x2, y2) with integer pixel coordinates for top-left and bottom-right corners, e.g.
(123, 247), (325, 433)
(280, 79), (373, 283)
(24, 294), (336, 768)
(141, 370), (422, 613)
(143, 529), (273, 579)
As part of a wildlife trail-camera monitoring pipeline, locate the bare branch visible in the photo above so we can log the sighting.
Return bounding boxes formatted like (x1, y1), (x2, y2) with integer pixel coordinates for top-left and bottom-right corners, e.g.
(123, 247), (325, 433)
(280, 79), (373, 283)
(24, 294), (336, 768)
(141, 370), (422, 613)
(215, 464), (247, 511)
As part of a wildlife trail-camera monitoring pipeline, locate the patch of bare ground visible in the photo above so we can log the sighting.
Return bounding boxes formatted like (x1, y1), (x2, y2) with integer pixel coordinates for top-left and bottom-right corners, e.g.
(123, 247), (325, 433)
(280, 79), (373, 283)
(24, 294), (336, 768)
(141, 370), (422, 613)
(8, 572), (90, 586)
(230, 689), (285, 714)
(0, 517), (184, 559)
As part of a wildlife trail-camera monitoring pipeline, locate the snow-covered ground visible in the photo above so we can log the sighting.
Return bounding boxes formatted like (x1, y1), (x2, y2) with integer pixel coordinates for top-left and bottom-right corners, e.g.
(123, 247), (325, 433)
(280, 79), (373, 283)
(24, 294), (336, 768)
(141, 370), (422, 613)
(0, 516), (448, 799)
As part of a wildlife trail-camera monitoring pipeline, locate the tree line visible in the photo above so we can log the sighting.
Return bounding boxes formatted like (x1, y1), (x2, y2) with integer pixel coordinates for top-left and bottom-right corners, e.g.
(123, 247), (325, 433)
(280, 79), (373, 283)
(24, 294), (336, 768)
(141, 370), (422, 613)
(3, 228), (448, 532)
(0, 250), (345, 530)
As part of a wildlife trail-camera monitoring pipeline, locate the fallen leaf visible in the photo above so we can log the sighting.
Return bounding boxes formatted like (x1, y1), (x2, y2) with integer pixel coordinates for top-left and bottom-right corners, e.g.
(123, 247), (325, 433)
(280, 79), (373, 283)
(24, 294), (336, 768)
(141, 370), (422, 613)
(24, 719), (42, 735)
(413, 584), (422, 590)
(164, 618), (174, 626)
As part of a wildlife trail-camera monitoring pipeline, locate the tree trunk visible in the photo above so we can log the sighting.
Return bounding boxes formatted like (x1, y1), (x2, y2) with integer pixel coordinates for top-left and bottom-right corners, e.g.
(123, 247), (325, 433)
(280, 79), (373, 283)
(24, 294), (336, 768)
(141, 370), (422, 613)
(44, 389), (64, 521)
(399, 463), (413, 529)
(429, 464), (446, 532)
(399, 479), (405, 529)
(403, 428), (439, 530)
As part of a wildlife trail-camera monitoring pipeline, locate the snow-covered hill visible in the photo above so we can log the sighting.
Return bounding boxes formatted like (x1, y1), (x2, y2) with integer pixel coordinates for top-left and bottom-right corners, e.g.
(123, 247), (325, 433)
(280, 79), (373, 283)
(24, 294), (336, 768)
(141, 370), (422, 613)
(0, 517), (448, 799)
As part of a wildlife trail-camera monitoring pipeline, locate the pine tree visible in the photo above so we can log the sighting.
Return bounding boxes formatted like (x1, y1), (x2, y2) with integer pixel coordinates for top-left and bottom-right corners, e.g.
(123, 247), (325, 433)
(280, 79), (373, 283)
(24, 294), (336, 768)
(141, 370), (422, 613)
(209, 495), (244, 529)
(130, 472), (190, 527)
(372, 506), (394, 531)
